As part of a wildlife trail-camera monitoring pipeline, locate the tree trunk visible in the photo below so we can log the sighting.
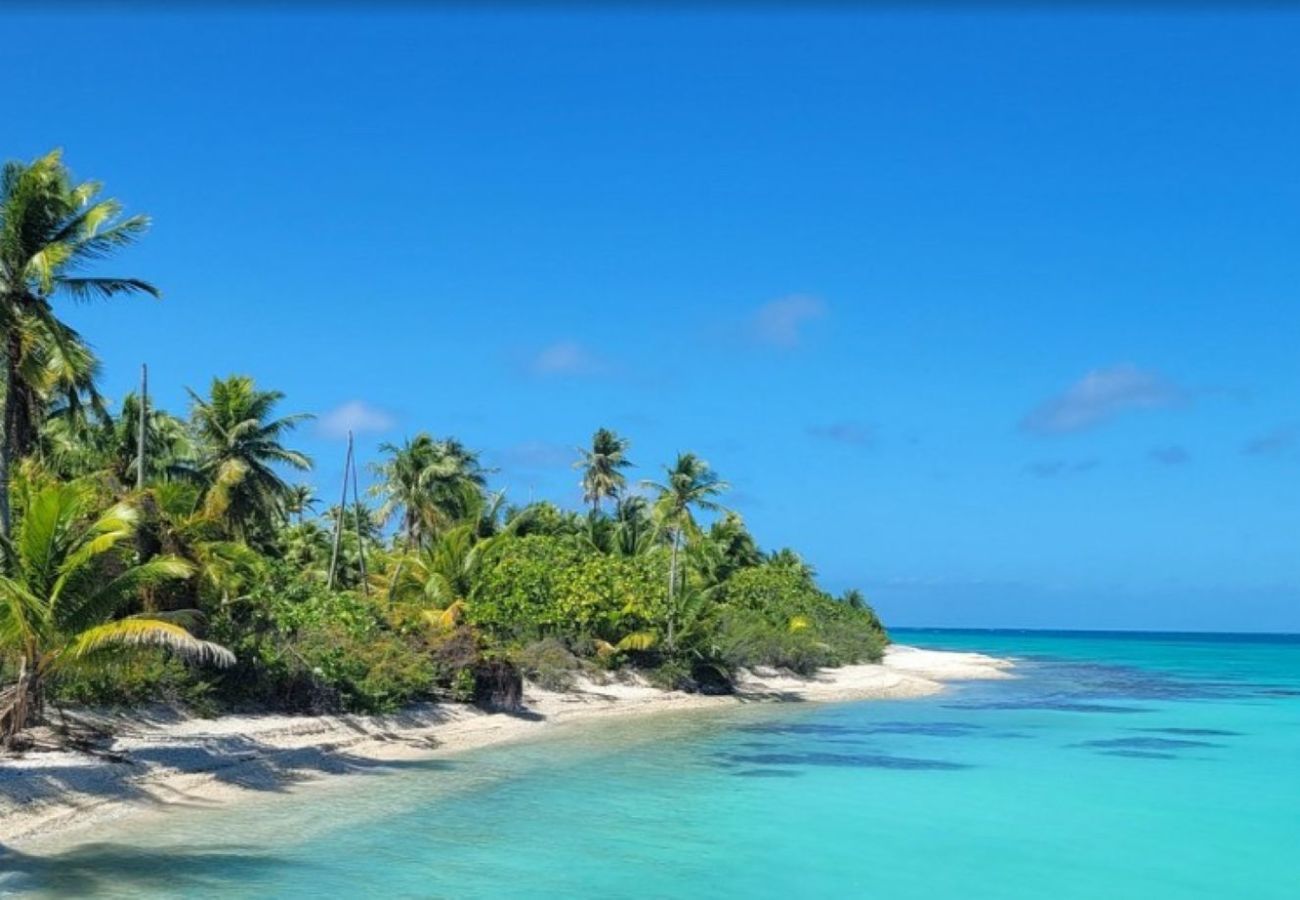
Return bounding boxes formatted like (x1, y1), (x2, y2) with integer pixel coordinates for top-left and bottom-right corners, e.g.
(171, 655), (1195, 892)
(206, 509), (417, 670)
(666, 529), (680, 652)
(0, 334), (16, 538)
(1, 656), (40, 747)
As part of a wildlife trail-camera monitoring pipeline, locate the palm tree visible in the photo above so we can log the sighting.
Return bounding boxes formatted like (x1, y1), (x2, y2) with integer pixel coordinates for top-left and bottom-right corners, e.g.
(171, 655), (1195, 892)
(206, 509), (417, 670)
(0, 149), (158, 534)
(767, 548), (816, 582)
(42, 392), (197, 487)
(693, 511), (762, 589)
(574, 428), (631, 513)
(370, 434), (487, 549)
(286, 484), (318, 524)
(0, 479), (232, 745)
(188, 375), (312, 544)
(612, 494), (656, 558)
(644, 453), (728, 650)
(841, 588), (867, 610)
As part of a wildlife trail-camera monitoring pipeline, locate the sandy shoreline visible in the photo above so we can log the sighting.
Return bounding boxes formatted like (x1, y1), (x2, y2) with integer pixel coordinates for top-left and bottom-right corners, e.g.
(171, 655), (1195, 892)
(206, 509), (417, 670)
(0, 646), (1011, 850)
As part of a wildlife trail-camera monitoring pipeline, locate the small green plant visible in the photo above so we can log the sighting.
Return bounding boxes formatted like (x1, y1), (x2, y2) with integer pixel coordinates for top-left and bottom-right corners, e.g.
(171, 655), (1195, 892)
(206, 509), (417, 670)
(451, 667), (476, 703)
(513, 638), (580, 691)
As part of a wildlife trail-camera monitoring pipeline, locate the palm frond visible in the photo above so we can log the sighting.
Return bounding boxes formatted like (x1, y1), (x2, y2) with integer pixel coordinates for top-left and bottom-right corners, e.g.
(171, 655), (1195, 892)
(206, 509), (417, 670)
(62, 618), (234, 668)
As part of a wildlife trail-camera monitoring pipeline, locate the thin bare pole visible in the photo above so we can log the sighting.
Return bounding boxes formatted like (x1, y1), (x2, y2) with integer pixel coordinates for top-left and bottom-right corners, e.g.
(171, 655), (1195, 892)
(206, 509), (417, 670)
(326, 432), (353, 590)
(136, 364), (148, 491)
(349, 442), (369, 595)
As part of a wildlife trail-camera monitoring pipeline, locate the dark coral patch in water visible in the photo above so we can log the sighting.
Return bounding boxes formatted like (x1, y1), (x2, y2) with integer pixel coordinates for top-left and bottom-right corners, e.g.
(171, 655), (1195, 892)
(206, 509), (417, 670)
(1097, 750), (1179, 760)
(946, 701), (1151, 714)
(1135, 727), (1242, 737)
(732, 768), (804, 778)
(721, 751), (972, 771)
(736, 721), (982, 738)
(1073, 737), (1221, 750)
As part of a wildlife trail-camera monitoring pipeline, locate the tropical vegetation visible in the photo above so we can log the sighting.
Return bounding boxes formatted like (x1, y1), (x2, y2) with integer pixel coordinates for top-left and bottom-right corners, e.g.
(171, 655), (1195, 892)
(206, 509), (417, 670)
(0, 149), (887, 747)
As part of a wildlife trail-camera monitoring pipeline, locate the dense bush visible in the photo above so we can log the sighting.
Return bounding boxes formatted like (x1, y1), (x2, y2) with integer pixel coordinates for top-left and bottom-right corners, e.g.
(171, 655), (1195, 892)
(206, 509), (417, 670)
(712, 565), (887, 673)
(513, 637), (581, 691)
(469, 536), (667, 644)
(51, 650), (217, 715)
(205, 563), (435, 713)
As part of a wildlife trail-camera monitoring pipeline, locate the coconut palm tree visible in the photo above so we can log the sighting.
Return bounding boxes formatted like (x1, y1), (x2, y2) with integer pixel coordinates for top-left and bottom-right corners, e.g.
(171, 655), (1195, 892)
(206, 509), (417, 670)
(188, 375), (312, 544)
(370, 434), (487, 549)
(841, 588), (867, 610)
(767, 547), (816, 582)
(0, 479), (232, 745)
(43, 392), (197, 488)
(0, 149), (158, 534)
(612, 494), (656, 558)
(692, 511), (762, 590)
(644, 453), (728, 650)
(286, 484), (318, 524)
(574, 428), (631, 513)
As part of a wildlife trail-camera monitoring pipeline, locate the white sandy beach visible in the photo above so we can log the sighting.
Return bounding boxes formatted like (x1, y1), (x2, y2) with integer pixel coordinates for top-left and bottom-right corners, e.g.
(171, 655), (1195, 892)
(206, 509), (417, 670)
(0, 646), (1011, 849)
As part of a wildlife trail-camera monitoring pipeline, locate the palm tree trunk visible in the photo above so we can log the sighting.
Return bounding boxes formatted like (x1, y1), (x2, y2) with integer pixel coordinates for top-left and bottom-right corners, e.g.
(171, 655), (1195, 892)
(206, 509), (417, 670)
(1, 656), (39, 746)
(0, 334), (16, 538)
(666, 529), (680, 652)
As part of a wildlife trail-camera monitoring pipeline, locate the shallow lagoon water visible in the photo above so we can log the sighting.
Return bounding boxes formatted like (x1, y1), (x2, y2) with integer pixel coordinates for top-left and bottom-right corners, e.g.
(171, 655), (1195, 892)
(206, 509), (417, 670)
(4, 630), (1299, 898)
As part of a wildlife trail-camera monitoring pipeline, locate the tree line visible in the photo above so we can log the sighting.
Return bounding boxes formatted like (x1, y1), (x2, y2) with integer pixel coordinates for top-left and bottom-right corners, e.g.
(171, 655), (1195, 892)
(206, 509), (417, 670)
(0, 150), (885, 747)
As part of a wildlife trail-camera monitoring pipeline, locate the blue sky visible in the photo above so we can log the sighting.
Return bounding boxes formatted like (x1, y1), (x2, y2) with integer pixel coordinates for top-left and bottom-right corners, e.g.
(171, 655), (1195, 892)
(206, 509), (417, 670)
(7, 8), (1299, 631)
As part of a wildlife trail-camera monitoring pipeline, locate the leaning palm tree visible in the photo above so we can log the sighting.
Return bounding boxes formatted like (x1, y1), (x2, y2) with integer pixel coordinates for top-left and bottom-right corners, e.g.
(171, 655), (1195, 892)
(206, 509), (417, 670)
(0, 479), (233, 745)
(189, 375), (312, 544)
(574, 428), (632, 513)
(0, 149), (158, 534)
(644, 453), (728, 650)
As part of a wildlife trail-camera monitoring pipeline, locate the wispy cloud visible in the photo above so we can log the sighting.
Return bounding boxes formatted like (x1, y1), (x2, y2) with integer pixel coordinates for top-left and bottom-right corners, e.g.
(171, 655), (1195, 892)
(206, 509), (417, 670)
(1023, 458), (1100, 479)
(750, 294), (826, 348)
(497, 440), (574, 470)
(1242, 423), (1299, 457)
(806, 421), (874, 447)
(318, 400), (396, 439)
(1149, 445), (1190, 466)
(1021, 364), (1189, 435)
(527, 340), (609, 378)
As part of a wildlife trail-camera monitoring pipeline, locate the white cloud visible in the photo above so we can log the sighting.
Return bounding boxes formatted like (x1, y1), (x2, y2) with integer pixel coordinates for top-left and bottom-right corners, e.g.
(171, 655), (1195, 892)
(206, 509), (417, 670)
(1021, 364), (1188, 435)
(751, 294), (826, 348)
(528, 340), (608, 377)
(318, 400), (396, 439)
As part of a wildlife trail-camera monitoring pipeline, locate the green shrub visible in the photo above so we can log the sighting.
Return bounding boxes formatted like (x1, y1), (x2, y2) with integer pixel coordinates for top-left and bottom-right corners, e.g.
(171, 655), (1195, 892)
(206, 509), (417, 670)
(713, 565), (887, 672)
(50, 649), (216, 713)
(205, 562), (435, 713)
(469, 536), (667, 644)
(513, 637), (580, 691)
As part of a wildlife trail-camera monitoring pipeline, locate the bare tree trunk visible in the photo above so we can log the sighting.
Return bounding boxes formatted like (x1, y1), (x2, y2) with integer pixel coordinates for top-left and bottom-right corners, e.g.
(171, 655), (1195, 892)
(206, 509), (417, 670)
(349, 443), (368, 595)
(326, 433), (353, 590)
(666, 529), (680, 652)
(2, 656), (38, 747)
(136, 363), (148, 491)
(0, 337), (17, 539)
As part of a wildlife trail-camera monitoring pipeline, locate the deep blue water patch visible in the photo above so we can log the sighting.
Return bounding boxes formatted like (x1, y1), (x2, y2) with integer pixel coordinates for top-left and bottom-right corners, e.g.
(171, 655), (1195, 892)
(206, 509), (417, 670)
(1135, 727), (1242, 737)
(735, 721), (982, 738)
(946, 701), (1152, 714)
(1073, 737), (1222, 751)
(732, 768), (803, 778)
(1097, 750), (1180, 760)
(720, 751), (972, 771)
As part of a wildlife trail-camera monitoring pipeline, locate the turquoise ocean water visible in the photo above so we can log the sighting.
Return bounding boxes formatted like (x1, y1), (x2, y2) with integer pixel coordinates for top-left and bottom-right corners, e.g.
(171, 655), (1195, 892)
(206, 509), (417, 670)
(3, 630), (1298, 898)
